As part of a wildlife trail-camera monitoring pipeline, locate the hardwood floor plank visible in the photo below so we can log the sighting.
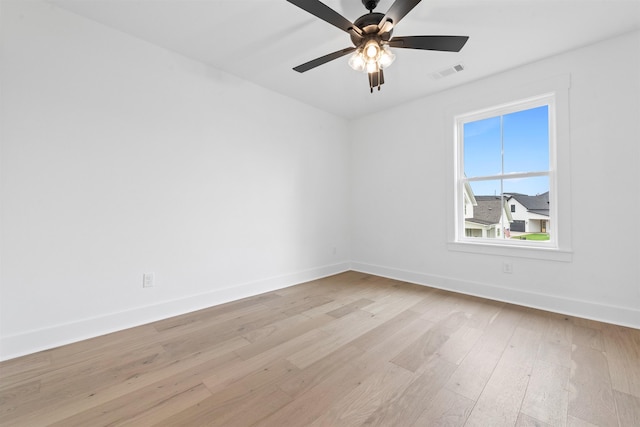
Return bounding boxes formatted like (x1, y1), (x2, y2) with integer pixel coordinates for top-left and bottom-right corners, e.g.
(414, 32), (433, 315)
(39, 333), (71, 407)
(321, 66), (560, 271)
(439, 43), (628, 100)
(360, 291), (423, 320)
(1, 272), (638, 426)
(516, 412), (554, 427)
(286, 310), (383, 369)
(1, 343), (240, 426)
(0, 379), (41, 413)
(537, 337), (573, 369)
(573, 324), (604, 351)
(390, 325), (449, 372)
(520, 359), (571, 426)
(281, 295), (336, 317)
(437, 324), (484, 365)
(153, 293), (281, 333)
(193, 356), (299, 424)
(49, 324), (161, 362)
(278, 345), (364, 399)
(50, 380), (212, 426)
(363, 317), (435, 359)
(419, 293), (468, 323)
(348, 308), (421, 352)
(0, 325), (160, 391)
(241, 313), (310, 344)
(326, 298), (375, 318)
(254, 354), (378, 427)
(395, 310), (474, 371)
(465, 327), (542, 426)
(544, 313), (573, 346)
(160, 383), (292, 427)
(402, 288), (448, 314)
(567, 414), (601, 426)
(411, 387), (475, 426)
(444, 305), (523, 401)
(308, 361), (414, 426)
(0, 354), (51, 386)
(466, 299), (505, 330)
(0, 343), (168, 424)
(568, 343), (617, 426)
(159, 305), (283, 358)
(602, 324), (640, 398)
(517, 306), (553, 334)
(202, 328), (328, 394)
(613, 389), (640, 426)
(235, 314), (334, 361)
(117, 384), (212, 427)
(362, 356), (458, 426)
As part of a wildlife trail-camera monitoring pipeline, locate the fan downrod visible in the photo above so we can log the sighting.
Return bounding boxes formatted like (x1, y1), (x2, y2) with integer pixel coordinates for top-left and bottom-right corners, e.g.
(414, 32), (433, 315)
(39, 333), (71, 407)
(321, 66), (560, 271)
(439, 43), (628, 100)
(362, 0), (380, 13)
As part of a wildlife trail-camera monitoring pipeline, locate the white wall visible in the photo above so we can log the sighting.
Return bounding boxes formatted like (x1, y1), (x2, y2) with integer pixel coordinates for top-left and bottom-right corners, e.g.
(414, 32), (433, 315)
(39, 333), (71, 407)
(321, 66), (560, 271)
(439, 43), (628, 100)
(0, 1), (350, 360)
(350, 31), (640, 328)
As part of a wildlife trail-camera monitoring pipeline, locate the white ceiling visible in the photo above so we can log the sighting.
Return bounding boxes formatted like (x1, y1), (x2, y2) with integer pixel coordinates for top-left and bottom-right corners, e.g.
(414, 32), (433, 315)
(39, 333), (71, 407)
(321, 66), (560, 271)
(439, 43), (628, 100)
(49, 0), (640, 119)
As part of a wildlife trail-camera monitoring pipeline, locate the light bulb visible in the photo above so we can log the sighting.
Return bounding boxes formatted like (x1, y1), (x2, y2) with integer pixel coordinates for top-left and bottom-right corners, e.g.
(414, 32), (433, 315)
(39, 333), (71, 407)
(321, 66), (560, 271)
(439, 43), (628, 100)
(348, 51), (365, 71)
(365, 43), (379, 59)
(366, 60), (378, 73)
(379, 46), (396, 68)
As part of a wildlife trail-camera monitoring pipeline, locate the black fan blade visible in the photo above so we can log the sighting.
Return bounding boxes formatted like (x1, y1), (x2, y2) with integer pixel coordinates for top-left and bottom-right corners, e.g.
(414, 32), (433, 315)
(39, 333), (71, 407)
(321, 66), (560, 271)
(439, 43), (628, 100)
(287, 0), (359, 35)
(379, 0), (422, 30)
(389, 35), (469, 52)
(293, 47), (356, 73)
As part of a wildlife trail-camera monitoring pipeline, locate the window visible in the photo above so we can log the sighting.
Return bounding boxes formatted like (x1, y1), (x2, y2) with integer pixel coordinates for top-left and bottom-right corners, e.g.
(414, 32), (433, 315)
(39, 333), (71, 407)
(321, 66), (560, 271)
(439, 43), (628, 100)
(446, 74), (571, 261)
(455, 94), (556, 247)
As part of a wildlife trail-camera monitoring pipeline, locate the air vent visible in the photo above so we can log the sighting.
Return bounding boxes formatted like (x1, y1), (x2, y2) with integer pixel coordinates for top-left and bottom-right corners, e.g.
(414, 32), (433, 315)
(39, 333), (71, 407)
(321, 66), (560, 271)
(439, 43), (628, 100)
(430, 63), (464, 79)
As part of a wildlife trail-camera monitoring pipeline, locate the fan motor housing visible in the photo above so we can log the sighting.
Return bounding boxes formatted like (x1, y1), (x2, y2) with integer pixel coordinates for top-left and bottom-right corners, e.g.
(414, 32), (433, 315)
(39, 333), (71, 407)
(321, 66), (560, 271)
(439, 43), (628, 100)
(350, 13), (391, 46)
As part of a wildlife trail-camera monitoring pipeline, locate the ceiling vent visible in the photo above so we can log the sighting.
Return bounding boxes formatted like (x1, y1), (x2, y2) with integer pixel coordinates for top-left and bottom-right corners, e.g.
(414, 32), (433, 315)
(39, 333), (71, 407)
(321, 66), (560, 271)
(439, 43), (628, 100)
(430, 63), (464, 79)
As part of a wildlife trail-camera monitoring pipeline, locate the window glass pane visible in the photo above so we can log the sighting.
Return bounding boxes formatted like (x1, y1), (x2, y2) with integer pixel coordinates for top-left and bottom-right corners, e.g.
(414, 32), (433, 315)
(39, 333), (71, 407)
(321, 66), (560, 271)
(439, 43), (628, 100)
(503, 105), (549, 174)
(468, 180), (500, 197)
(463, 116), (501, 177)
(503, 177), (550, 239)
(463, 180), (510, 240)
(503, 176), (549, 196)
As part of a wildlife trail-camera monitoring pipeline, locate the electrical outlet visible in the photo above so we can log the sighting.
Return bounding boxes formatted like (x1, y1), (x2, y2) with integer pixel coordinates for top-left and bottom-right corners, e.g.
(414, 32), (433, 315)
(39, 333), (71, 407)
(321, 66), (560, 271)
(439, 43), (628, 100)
(143, 273), (154, 288)
(502, 262), (513, 274)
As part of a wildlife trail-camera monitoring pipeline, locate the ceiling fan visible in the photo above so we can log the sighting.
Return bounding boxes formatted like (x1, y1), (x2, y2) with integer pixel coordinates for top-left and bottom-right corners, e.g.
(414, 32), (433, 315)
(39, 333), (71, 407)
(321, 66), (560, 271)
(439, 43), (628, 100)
(286, 0), (469, 92)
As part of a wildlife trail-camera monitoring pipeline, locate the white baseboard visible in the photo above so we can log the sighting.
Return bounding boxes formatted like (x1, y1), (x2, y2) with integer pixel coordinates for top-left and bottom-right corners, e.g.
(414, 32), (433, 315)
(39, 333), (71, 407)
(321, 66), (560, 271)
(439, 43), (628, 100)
(0, 262), (351, 361)
(350, 261), (640, 329)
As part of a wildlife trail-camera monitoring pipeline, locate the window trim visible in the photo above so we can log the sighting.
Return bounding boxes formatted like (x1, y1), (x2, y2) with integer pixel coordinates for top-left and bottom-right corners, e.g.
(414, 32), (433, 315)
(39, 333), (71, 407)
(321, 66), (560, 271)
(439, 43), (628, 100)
(445, 74), (572, 262)
(456, 94), (556, 247)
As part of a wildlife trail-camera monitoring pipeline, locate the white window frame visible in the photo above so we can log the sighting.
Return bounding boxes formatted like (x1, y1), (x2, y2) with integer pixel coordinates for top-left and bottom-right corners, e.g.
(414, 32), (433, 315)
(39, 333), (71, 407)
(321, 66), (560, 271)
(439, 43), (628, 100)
(457, 94), (555, 244)
(445, 74), (572, 262)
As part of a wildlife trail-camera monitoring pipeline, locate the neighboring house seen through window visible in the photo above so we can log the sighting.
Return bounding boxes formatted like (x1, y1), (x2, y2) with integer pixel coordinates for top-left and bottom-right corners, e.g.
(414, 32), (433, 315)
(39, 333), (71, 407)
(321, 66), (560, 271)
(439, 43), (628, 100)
(456, 94), (555, 246)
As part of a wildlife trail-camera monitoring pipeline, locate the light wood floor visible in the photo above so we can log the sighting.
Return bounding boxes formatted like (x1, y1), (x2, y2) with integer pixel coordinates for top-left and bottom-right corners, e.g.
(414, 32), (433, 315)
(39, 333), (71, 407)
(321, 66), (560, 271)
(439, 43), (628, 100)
(1, 272), (639, 426)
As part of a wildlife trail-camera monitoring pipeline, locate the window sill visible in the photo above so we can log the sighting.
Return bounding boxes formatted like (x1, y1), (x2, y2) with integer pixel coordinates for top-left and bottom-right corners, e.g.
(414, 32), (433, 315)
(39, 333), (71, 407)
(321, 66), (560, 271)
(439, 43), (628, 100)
(447, 241), (573, 262)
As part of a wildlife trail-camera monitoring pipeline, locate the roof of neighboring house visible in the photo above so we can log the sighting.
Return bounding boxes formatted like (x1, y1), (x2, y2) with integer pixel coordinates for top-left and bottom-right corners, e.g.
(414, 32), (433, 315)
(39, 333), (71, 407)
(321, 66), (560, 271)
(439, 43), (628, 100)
(467, 196), (512, 225)
(507, 192), (550, 215)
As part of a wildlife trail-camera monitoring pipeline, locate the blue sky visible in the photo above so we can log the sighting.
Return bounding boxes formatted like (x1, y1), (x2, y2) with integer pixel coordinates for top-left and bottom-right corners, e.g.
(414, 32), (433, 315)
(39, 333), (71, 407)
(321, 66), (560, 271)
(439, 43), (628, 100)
(464, 105), (549, 196)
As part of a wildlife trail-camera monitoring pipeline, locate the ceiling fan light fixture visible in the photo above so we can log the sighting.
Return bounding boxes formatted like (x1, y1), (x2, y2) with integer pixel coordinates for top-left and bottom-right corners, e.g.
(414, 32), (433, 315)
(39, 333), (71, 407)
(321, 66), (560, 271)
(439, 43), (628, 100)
(379, 45), (396, 68)
(349, 39), (393, 74)
(287, 0), (470, 93)
(348, 50), (366, 71)
(365, 41), (380, 58)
